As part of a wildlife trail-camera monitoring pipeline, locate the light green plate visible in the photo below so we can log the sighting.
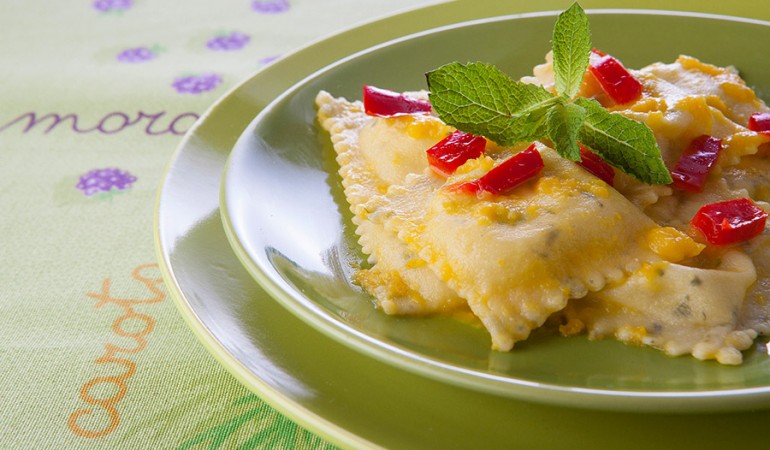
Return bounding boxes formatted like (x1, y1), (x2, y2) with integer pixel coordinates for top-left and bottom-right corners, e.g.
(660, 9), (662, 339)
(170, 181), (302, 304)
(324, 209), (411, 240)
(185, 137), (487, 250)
(220, 8), (770, 411)
(157, 1), (770, 448)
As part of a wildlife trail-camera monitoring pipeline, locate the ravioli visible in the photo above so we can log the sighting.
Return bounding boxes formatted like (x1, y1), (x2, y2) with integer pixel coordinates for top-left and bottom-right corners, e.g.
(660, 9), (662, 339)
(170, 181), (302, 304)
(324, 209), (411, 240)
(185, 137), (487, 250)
(558, 251), (757, 365)
(364, 146), (670, 350)
(630, 56), (770, 167)
(524, 54), (770, 363)
(316, 91), (465, 315)
(316, 54), (770, 364)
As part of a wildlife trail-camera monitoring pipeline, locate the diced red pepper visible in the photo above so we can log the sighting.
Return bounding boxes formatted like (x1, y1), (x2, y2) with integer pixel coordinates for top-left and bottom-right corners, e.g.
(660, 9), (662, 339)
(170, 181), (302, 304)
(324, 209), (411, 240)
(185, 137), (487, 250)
(670, 135), (722, 193)
(577, 145), (614, 186)
(451, 144), (543, 195)
(362, 85), (432, 117)
(588, 50), (643, 105)
(690, 198), (768, 245)
(426, 131), (486, 176)
(748, 112), (770, 133)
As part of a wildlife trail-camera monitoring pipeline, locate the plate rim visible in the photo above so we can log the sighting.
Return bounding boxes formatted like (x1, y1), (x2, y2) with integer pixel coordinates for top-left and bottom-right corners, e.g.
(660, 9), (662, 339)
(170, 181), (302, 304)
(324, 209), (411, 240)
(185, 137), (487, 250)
(154, 4), (770, 446)
(151, 3), (462, 448)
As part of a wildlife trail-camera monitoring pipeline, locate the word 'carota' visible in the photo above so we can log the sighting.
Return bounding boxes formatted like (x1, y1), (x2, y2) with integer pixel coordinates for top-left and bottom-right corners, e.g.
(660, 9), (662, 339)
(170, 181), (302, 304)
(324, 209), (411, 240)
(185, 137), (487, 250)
(67, 264), (166, 439)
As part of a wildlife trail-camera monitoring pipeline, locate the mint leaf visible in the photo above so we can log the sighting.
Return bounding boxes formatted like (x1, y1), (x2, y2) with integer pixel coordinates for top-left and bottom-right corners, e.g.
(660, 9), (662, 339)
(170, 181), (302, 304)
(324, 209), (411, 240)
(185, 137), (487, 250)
(575, 97), (672, 184)
(552, 3), (591, 99)
(546, 101), (586, 161)
(426, 62), (558, 146)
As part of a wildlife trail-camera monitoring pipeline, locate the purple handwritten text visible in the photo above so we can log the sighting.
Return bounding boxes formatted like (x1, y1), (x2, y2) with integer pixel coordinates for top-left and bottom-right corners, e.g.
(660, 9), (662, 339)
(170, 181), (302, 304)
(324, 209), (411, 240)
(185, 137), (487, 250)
(0, 111), (199, 136)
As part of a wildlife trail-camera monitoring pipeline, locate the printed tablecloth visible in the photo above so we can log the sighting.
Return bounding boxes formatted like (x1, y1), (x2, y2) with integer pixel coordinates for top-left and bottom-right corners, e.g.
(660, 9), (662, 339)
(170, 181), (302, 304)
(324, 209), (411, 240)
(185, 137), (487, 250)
(0, 1), (430, 448)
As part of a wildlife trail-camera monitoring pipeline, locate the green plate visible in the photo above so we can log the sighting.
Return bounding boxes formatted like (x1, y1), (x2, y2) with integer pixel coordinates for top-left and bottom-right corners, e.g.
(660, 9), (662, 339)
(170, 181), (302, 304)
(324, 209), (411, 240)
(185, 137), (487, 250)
(157, 1), (770, 448)
(220, 9), (770, 411)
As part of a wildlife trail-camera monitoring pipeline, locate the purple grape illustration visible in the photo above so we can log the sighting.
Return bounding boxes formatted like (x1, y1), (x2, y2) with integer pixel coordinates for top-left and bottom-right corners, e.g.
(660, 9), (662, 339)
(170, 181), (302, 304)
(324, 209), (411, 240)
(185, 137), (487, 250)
(251, 0), (290, 14)
(116, 46), (157, 63)
(172, 73), (222, 94)
(258, 55), (281, 65)
(206, 32), (251, 51)
(93, 0), (133, 13)
(76, 168), (137, 197)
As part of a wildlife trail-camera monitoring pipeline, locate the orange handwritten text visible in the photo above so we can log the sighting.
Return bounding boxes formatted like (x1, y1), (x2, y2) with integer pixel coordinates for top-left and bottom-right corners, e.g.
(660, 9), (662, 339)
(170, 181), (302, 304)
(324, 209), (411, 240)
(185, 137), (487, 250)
(67, 264), (166, 439)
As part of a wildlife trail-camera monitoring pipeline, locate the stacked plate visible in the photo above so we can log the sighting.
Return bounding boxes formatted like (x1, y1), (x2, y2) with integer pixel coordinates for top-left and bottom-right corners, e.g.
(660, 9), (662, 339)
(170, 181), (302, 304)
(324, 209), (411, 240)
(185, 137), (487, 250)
(155, 3), (770, 448)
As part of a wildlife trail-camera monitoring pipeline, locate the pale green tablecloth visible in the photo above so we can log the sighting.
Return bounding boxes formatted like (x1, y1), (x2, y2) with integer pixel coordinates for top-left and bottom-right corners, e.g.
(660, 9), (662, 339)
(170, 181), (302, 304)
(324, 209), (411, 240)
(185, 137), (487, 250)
(0, 1), (429, 448)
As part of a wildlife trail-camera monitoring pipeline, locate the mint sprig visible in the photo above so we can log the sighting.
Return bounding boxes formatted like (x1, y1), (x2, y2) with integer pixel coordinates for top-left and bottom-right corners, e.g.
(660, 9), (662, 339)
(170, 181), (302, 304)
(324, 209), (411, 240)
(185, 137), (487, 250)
(425, 2), (673, 185)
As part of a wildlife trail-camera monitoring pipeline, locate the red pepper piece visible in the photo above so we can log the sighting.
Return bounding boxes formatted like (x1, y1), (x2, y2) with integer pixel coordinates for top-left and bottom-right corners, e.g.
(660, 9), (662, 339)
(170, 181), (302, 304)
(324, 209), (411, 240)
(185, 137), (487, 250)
(588, 50), (643, 105)
(748, 112), (770, 133)
(690, 198), (768, 245)
(452, 144), (543, 195)
(362, 85), (432, 117)
(426, 131), (486, 176)
(449, 179), (484, 195)
(577, 145), (614, 186)
(670, 135), (722, 193)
